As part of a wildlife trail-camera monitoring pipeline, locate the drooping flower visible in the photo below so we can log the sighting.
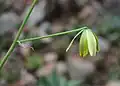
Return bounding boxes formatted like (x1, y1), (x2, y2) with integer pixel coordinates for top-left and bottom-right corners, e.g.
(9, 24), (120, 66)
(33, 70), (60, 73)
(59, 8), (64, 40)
(66, 27), (100, 57)
(79, 29), (100, 57)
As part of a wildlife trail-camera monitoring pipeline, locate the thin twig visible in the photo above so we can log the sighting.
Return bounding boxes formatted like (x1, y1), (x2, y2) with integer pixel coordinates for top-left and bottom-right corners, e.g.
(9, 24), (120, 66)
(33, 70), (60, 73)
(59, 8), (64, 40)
(0, 0), (38, 70)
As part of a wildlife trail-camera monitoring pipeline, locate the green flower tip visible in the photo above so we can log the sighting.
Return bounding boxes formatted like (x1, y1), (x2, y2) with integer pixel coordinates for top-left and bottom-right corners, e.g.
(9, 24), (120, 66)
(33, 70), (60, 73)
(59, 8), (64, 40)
(79, 29), (100, 57)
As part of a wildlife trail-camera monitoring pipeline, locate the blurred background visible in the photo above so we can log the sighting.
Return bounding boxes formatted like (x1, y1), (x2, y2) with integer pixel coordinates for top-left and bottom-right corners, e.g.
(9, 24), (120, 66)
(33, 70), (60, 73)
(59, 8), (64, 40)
(0, 0), (120, 86)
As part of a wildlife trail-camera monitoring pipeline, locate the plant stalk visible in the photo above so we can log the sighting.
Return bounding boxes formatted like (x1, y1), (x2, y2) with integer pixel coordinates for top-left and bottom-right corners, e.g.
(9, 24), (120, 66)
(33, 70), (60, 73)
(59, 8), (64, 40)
(18, 27), (87, 43)
(0, 0), (38, 70)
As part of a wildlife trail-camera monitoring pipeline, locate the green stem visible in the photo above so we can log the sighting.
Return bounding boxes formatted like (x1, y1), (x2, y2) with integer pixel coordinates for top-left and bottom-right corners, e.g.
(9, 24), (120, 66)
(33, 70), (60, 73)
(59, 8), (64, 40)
(0, 0), (38, 70)
(18, 27), (87, 43)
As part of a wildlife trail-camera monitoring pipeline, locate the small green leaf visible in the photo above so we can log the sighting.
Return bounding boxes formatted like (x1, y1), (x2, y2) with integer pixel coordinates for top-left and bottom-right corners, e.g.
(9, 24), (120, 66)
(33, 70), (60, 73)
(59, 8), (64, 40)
(37, 77), (49, 86)
(47, 69), (60, 86)
(25, 54), (42, 70)
(86, 29), (97, 56)
(79, 30), (88, 57)
(60, 77), (67, 86)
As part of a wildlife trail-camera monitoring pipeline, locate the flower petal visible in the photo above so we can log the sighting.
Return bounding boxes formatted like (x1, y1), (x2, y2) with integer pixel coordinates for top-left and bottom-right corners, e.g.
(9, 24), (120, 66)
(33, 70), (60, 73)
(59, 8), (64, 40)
(86, 29), (97, 56)
(93, 32), (100, 52)
(79, 30), (88, 57)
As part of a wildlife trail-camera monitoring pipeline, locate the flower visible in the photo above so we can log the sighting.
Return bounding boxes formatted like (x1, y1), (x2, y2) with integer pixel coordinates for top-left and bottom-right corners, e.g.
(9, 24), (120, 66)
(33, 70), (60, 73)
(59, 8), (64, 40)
(66, 27), (99, 57)
(79, 29), (100, 57)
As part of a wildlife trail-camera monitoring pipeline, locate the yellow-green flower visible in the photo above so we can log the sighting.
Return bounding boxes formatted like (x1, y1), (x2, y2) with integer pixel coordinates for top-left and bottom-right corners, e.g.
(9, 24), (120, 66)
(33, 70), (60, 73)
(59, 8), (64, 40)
(79, 29), (100, 57)
(66, 27), (99, 57)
